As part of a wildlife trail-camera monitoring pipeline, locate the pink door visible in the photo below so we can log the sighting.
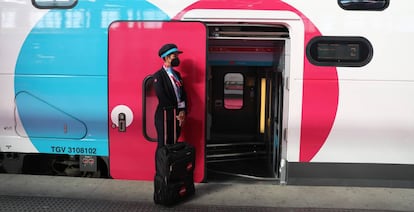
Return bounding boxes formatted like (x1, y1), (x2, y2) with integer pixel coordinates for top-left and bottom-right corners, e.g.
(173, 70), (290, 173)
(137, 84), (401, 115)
(108, 21), (207, 182)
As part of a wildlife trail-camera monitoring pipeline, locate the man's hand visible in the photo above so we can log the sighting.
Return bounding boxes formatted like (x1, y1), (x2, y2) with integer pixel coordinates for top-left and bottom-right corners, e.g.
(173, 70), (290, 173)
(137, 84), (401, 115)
(176, 111), (186, 127)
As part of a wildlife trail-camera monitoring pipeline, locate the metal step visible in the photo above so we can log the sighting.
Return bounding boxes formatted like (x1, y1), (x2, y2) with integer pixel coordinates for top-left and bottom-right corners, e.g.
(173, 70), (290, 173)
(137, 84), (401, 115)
(206, 141), (267, 163)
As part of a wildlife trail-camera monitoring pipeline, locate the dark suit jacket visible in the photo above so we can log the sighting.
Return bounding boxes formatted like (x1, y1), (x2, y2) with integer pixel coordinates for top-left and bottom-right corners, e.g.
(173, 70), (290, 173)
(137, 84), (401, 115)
(153, 67), (187, 145)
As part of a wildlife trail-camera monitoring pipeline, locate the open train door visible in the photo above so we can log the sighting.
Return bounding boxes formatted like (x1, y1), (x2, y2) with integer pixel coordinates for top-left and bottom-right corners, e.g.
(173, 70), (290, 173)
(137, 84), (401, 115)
(108, 21), (207, 182)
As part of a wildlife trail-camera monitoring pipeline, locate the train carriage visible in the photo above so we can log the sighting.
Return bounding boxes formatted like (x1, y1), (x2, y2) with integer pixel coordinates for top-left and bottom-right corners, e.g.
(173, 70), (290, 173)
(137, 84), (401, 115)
(1, 0), (413, 187)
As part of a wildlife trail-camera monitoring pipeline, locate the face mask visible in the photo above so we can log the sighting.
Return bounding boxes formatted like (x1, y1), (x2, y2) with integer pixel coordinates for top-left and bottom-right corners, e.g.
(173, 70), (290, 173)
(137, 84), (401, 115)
(171, 58), (180, 67)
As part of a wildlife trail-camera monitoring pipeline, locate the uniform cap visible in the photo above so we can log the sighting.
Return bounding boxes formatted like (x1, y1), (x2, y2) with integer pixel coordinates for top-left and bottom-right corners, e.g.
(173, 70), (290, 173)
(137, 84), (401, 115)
(158, 43), (183, 58)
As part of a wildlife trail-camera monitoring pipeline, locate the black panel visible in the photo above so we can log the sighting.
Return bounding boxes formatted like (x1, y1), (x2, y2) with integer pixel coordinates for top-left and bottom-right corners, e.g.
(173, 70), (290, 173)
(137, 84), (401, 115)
(306, 36), (373, 67)
(288, 162), (414, 188)
(338, 0), (390, 11)
(32, 0), (78, 9)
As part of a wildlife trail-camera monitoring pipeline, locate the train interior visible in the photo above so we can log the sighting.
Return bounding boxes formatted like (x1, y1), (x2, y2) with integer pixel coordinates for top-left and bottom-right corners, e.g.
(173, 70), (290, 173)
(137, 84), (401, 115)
(205, 24), (289, 182)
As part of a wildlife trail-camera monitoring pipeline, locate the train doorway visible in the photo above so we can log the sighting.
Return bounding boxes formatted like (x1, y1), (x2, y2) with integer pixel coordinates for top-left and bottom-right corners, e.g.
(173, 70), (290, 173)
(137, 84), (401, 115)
(205, 24), (289, 182)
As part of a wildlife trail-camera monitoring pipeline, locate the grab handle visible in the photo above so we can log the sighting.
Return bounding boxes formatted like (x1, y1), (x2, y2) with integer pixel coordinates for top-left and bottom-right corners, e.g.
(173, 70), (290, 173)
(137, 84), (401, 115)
(118, 113), (126, 132)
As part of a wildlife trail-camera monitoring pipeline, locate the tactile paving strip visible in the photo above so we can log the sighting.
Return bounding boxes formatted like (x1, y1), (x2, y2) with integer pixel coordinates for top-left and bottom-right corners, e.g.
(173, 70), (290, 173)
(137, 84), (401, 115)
(0, 195), (391, 212)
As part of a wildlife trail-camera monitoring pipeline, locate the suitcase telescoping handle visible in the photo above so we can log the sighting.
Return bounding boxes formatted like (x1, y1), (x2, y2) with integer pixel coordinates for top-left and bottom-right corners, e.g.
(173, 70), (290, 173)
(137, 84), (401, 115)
(163, 107), (177, 145)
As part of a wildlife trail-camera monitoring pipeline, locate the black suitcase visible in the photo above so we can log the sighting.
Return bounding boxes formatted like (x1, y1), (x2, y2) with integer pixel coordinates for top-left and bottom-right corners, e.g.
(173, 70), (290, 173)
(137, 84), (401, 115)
(155, 142), (195, 180)
(153, 108), (195, 206)
(153, 174), (195, 206)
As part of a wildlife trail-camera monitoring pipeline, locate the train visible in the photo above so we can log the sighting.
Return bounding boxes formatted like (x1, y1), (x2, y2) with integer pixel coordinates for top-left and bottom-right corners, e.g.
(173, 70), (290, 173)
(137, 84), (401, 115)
(1, 0), (413, 187)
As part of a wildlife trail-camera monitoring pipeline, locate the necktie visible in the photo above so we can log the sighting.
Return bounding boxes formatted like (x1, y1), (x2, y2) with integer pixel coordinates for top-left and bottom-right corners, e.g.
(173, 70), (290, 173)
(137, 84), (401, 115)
(167, 68), (182, 99)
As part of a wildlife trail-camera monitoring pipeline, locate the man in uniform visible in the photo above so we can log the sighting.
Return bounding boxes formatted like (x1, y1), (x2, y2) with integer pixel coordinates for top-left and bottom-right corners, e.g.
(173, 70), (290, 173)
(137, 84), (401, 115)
(153, 43), (187, 148)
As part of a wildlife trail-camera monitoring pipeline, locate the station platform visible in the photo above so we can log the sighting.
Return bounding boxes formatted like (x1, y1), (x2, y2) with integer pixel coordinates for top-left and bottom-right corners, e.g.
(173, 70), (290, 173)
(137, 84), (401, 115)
(1, 173), (413, 211)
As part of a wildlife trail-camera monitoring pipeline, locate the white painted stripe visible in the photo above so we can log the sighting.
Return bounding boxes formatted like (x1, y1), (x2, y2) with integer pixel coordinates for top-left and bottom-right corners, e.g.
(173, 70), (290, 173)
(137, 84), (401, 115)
(0, 1), (47, 152)
(147, 0), (199, 18)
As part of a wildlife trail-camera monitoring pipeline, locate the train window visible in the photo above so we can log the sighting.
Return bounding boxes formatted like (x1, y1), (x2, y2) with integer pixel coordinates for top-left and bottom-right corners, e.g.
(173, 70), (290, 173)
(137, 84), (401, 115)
(306, 36), (373, 67)
(32, 0), (77, 9)
(224, 73), (244, 110)
(143, 76), (157, 142)
(338, 0), (389, 11)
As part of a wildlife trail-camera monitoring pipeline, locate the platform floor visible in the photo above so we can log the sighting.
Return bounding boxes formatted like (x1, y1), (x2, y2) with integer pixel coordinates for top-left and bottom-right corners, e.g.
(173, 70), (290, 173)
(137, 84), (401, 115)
(1, 173), (413, 211)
